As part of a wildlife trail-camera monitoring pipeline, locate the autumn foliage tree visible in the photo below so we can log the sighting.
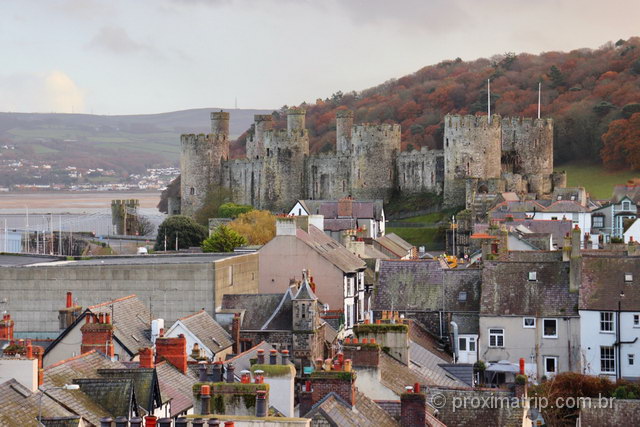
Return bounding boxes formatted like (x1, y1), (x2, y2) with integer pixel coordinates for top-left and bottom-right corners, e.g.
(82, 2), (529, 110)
(228, 210), (276, 245)
(601, 113), (640, 170)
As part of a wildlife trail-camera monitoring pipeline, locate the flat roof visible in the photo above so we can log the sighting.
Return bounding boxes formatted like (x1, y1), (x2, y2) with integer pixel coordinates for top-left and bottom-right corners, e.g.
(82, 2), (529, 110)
(0, 253), (243, 267)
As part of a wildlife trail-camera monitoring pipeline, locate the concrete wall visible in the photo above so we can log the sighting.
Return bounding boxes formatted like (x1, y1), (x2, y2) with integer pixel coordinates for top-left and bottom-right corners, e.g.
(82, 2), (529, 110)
(479, 315), (581, 380)
(0, 254), (258, 336)
(353, 367), (398, 400)
(0, 357), (38, 391)
(214, 253), (259, 310)
(259, 236), (345, 310)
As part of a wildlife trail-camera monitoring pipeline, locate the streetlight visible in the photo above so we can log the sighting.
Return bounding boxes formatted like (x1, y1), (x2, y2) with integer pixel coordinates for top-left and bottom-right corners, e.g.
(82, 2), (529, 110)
(38, 384), (80, 425)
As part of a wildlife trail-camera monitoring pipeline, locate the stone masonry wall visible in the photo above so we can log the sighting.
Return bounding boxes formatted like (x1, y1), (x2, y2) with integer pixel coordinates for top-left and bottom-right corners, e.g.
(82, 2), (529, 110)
(397, 148), (444, 194)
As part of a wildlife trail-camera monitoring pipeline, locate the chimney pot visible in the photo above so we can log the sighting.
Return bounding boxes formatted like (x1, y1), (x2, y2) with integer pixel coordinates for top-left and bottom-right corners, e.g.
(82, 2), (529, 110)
(66, 291), (73, 308)
(414, 383), (420, 393)
(207, 419), (221, 427)
(212, 361), (223, 382)
(175, 418), (188, 427)
(226, 363), (235, 383)
(256, 389), (268, 417)
(157, 419), (172, 427)
(129, 417), (143, 427)
(100, 418), (113, 427)
(224, 422), (235, 427)
(257, 349), (265, 364)
(144, 417), (157, 427)
(198, 361), (209, 381)
(114, 416), (128, 427)
(281, 349), (290, 365)
(269, 349), (277, 365)
(200, 385), (211, 415)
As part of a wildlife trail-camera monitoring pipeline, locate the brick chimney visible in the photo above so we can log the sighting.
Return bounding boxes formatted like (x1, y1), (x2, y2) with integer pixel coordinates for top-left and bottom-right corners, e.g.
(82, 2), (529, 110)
(231, 313), (241, 354)
(299, 381), (314, 417)
(80, 313), (115, 358)
(342, 341), (380, 368)
(308, 372), (356, 409)
(338, 197), (353, 217)
(0, 313), (14, 340)
(400, 386), (427, 427)
(155, 334), (187, 374)
(139, 347), (154, 369)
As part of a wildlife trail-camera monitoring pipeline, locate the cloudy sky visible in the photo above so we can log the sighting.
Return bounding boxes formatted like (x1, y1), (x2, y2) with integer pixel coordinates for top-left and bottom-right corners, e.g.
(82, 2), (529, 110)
(1, 0), (638, 115)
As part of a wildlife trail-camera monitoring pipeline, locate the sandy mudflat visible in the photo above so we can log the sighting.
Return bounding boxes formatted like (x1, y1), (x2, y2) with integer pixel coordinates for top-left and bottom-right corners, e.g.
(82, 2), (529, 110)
(0, 191), (161, 210)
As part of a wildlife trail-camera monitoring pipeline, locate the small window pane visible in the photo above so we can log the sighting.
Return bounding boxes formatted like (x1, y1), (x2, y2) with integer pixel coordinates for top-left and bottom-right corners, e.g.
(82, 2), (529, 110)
(524, 318), (536, 328)
(469, 338), (476, 352)
(459, 338), (467, 351)
(543, 319), (557, 337)
(528, 272), (537, 281)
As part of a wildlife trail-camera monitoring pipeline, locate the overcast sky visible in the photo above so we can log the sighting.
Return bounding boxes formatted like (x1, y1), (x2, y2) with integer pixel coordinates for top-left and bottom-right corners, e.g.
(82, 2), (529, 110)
(1, 0), (638, 115)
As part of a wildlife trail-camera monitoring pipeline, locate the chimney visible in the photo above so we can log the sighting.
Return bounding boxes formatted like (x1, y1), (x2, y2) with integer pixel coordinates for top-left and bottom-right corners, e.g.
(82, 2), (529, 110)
(80, 312), (114, 358)
(224, 422), (235, 427)
(0, 313), (14, 340)
(226, 362), (235, 383)
(114, 417), (128, 427)
(231, 313), (241, 354)
(66, 291), (73, 308)
(256, 390), (268, 417)
(139, 347), (154, 369)
(308, 371), (356, 409)
(281, 349), (290, 365)
(198, 361), (209, 381)
(129, 418), (143, 427)
(157, 419), (172, 427)
(100, 418), (113, 427)
(155, 334), (187, 374)
(338, 197), (354, 218)
(299, 381), (313, 416)
(207, 419), (221, 427)
(570, 225), (582, 292)
(276, 217), (297, 236)
(257, 349), (265, 364)
(200, 385), (211, 415)
(269, 349), (277, 365)
(144, 416), (157, 427)
(401, 387), (427, 427)
(212, 361), (223, 382)
(308, 215), (324, 231)
(175, 418), (188, 427)
(294, 216), (310, 233)
(342, 341), (380, 368)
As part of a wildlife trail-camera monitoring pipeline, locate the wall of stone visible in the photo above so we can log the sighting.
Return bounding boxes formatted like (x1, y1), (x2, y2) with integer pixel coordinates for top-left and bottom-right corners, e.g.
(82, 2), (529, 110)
(350, 124), (401, 200)
(430, 388), (523, 427)
(224, 159), (262, 207)
(305, 154), (351, 200)
(580, 399), (640, 425)
(397, 148), (444, 194)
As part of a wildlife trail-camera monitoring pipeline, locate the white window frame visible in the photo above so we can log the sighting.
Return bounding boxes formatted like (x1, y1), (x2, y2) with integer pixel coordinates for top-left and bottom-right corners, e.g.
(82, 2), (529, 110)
(629, 354), (635, 366)
(601, 346), (616, 374)
(528, 271), (537, 281)
(600, 312), (615, 333)
(542, 318), (558, 338)
(623, 201), (631, 211)
(488, 328), (504, 348)
(625, 273), (633, 282)
(543, 356), (558, 377)
(634, 314), (640, 328)
(468, 336), (476, 352)
(523, 317), (536, 328)
(592, 216), (604, 228)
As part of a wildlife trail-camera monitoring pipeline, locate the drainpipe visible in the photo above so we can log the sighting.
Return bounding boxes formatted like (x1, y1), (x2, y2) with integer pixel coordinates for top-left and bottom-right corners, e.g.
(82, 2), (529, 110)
(450, 321), (459, 363)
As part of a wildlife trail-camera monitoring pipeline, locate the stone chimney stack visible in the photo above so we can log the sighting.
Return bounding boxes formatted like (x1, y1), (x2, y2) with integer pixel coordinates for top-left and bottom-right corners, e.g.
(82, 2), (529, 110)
(80, 313), (115, 359)
(400, 386), (427, 427)
(231, 313), (241, 354)
(0, 313), (14, 340)
(155, 334), (187, 374)
(276, 217), (297, 236)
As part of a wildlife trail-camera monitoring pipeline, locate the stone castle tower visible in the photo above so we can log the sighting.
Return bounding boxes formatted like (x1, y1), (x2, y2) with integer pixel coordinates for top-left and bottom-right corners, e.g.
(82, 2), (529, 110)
(178, 108), (563, 215)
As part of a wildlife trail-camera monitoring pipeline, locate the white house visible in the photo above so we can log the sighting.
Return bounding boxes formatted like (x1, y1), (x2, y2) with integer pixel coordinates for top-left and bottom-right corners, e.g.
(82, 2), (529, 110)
(579, 255), (640, 380)
(624, 218), (640, 243)
(526, 200), (592, 243)
(164, 310), (233, 361)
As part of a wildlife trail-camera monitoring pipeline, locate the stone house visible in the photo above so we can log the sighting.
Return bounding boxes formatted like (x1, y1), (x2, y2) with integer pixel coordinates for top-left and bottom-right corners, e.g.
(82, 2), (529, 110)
(259, 217), (366, 330)
(479, 260), (580, 382)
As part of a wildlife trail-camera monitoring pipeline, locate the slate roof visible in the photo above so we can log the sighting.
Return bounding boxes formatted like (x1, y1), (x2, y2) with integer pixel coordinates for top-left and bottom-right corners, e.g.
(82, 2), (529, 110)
(0, 254), (60, 267)
(88, 295), (153, 355)
(378, 352), (436, 395)
(296, 225), (366, 273)
(579, 255), (640, 311)
(480, 261), (578, 317)
(221, 293), (285, 330)
(223, 341), (281, 375)
(451, 313), (479, 335)
(261, 291), (294, 331)
(440, 364), (475, 387)
(153, 361), (196, 417)
(375, 233), (414, 258)
(0, 378), (76, 427)
(73, 378), (136, 418)
(375, 260), (444, 311)
(299, 199), (384, 220)
(612, 183), (640, 204)
(177, 310), (233, 353)
(408, 320), (452, 363)
(409, 342), (470, 388)
(480, 219), (573, 247)
(306, 389), (398, 427)
(293, 277), (317, 300)
(44, 351), (126, 425)
(97, 368), (161, 415)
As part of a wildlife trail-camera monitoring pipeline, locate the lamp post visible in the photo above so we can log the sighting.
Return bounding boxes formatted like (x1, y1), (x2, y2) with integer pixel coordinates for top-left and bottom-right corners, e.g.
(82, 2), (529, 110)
(38, 384), (80, 425)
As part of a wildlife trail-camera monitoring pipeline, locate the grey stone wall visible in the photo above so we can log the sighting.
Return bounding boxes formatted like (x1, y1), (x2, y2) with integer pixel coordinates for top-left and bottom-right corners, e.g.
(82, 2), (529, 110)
(305, 153), (351, 200)
(397, 148), (444, 194)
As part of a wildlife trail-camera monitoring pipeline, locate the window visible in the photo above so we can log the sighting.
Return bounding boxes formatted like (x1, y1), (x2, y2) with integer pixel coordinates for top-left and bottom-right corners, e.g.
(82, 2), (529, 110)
(301, 303), (306, 319)
(469, 337), (476, 352)
(459, 337), (467, 351)
(189, 187), (195, 195)
(458, 291), (467, 302)
(600, 312), (614, 332)
(629, 354), (635, 366)
(601, 346), (615, 373)
(623, 201), (631, 211)
(544, 356), (558, 376)
(543, 319), (558, 338)
(625, 273), (633, 282)
(634, 314), (640, 327)
(523, 317), (536, 328)
(528, 271), (537, 281)
(489, 328), (504, 347)
(572, 213), (579, 223)
(592, 216), (604, 228)
(551, 216), (558, 221)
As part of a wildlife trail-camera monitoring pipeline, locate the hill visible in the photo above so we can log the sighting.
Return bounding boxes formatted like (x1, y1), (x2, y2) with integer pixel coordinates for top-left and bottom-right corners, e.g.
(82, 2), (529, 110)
(235, 37), (640, 170)
(0, 108), (271, 176)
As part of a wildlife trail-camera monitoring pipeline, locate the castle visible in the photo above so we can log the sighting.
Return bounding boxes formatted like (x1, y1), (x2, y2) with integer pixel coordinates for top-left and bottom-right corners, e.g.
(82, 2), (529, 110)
(178, 109), (566, 216)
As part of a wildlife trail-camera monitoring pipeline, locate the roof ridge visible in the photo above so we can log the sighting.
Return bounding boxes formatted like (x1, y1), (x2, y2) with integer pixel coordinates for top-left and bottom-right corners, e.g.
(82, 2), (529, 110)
(178, 309), (206, 322)
(89, 294), (137, 309)
(45, 350), (98, 370)
(224, 341), (270, 363)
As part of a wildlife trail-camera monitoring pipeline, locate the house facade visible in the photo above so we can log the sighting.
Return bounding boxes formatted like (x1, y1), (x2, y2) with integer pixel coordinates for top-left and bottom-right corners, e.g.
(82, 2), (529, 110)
(479, 261), (580, 381)
(591, 196), (637, 242)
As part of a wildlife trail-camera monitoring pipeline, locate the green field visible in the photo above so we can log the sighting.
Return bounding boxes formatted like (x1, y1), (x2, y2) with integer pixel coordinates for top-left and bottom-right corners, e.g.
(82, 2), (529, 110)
(556, 162), (640, 199)
(386, 226), (444, 250)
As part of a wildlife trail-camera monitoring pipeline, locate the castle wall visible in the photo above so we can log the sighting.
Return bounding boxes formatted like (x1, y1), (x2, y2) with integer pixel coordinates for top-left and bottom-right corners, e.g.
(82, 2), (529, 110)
(336, 110), (354, 153)
(180, 134), (213, 217)
(224, 159), (262, 207)
(247, 114), (273, 160)
(396, 148), (444, 194)
(306, 154), (351, 200)
(350, 124), (401, 200)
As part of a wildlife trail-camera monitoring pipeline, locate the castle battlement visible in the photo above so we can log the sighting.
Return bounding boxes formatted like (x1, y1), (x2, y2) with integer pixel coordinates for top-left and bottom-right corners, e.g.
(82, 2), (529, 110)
(180, 133), (227, 152)
(445, 114), (502, 130)
(502, 116), (553, 129)
(336, 109), (354, 118)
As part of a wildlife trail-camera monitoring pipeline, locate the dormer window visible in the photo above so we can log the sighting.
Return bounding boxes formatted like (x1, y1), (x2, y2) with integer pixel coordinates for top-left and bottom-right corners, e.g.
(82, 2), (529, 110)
(458, 292), (467, 302)
(623, 201), (631, 211)
(528, 271), (537, 281)
(625, 273), (633, 282)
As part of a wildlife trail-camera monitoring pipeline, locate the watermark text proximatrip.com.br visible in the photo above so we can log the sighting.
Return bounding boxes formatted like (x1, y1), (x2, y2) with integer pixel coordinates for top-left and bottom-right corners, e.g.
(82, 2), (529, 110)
(429, 393), (615, 412)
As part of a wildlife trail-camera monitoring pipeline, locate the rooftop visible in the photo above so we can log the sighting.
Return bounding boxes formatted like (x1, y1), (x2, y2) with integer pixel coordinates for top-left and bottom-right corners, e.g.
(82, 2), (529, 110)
(176, 310), (233, 353)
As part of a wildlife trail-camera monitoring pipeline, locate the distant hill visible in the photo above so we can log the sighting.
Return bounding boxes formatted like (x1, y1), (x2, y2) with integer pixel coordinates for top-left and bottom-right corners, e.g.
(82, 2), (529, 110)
(0, 108), (271, 173)
(236, 37), (640, 169)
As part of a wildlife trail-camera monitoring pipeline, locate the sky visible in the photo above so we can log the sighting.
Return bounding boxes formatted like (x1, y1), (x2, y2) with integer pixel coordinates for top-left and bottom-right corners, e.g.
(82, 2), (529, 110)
(1, 0), (638, 115)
